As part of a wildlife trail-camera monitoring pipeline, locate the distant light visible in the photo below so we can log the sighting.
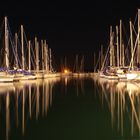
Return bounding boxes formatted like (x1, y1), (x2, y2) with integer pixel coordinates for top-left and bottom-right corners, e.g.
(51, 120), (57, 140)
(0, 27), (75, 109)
(64, 69), (68, 73)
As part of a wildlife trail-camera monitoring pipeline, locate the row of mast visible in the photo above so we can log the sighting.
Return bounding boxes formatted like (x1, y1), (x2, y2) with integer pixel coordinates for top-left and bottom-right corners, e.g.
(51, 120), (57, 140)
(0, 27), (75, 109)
(4, 17), (52, 73)
(108, 9), (140, 69)
(94, 9), (140, 72)
(109, 20), (124, 67)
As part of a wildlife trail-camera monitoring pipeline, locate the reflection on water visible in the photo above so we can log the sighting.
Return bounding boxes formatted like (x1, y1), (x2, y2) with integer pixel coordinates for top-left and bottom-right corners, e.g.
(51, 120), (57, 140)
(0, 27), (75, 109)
(2, 76), (140, 139)
(94, 76), (140, 138)
(0, 78), (60, 140)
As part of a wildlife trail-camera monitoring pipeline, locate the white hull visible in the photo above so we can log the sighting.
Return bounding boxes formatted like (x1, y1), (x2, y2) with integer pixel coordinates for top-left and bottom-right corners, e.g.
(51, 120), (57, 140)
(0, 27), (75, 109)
(126, 72), (140, 81)
(20, 75), (36, 80)
(14, 74), (36, 81)
(0, 72), (14, 82)
(99, 71), (119, 80)
(0, 76), (14, 82)
(117, 74), (127, 81)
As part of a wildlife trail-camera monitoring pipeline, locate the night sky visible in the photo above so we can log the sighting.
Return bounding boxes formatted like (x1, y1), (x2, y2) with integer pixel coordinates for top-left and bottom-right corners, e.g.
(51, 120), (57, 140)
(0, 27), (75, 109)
(0, 0), (140, 71)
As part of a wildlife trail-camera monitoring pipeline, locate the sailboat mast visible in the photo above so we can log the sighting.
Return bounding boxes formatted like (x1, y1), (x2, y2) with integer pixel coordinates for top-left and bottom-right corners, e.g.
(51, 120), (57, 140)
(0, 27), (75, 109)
(49, 48), (53, 72)
(109, 26), (113, 67)
(101, 45), (103, 66)
(120, 20), (122, 66)
(137, 9), (140, 67)
(116, 26), (119, 67)
(44, 40), (49, 73)
(112, 33), (115, 67)
(35, 37), (39, 72)
(28, 40), (31, 72)
(15, 33), (18, 68)
(122, 44), (125, 67)
(41, 40), (44, 71)
(21, 25), (25, 70)
(5, 17), (9, 69)
(130, 21), (134, 69)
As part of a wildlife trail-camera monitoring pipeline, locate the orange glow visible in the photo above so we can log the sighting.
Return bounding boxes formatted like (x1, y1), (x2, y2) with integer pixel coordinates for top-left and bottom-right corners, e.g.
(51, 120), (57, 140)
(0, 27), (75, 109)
(64, 69), (68, 73)
(63, 67), (71, 73)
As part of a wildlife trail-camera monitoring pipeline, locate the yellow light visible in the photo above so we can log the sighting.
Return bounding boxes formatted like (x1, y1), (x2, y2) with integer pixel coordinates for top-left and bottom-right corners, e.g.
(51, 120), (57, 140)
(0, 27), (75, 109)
(64, 69), (68, 73)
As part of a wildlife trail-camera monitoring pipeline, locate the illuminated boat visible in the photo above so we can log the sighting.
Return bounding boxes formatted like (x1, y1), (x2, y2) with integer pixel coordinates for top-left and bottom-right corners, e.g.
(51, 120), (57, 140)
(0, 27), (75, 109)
(11, 69), (36, 81)
(0, 71), (14, 82)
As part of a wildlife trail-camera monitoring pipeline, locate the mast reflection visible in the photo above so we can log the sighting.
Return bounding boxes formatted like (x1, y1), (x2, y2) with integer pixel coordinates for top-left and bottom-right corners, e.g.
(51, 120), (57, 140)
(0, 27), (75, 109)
(94, 77), (140, 137)
(6, 92), (10, 140)
(0, 77), (60, 140)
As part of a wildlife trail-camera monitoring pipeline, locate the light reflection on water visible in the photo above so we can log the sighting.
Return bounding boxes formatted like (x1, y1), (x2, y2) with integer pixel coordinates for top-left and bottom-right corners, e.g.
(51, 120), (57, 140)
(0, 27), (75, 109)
(1, 76), (140, 139)
(0, 78), (61, 140)
(93, 76), (140, 138)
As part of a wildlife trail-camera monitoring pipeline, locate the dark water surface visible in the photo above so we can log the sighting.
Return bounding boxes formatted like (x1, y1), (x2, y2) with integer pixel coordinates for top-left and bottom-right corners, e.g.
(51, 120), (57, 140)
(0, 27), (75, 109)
(0, 76), (139, 140)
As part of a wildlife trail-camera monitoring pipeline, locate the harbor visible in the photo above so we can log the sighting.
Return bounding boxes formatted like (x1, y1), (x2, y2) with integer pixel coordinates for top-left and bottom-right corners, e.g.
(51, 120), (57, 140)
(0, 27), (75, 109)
(0, 1), (140, 139)
(95, 9), (140, 82)
(0, 16), (95, 83)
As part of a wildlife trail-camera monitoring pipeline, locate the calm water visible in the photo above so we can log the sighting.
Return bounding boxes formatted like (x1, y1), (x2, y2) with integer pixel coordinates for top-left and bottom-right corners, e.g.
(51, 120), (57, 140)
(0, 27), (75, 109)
(0, 76), (139, 140)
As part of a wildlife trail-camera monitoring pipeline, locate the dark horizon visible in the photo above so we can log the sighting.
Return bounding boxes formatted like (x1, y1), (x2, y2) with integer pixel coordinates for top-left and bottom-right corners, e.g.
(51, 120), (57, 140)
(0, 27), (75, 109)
(0, 0), (140, 71)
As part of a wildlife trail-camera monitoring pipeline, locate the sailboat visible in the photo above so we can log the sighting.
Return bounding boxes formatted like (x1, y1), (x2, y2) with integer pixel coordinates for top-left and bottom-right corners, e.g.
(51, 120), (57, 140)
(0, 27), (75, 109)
(99, 25), (120, 80)
(13, 25), (36, 81)
(32, 39), (60, 79)
(124, 9), (140, 81)
(0, 17), (14, 82)
(101, 5), (140, 82)
(0, 15), (62, 82)
(99, 13), (139, 81)
(44, 46), (61, 78)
